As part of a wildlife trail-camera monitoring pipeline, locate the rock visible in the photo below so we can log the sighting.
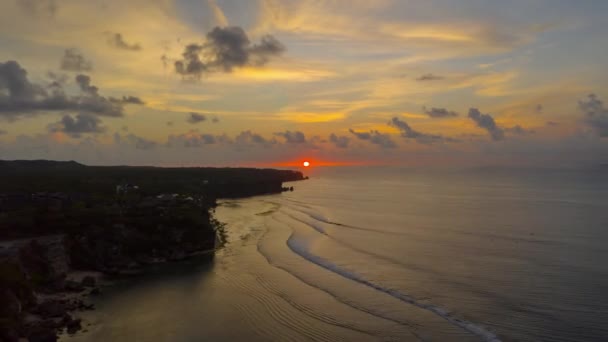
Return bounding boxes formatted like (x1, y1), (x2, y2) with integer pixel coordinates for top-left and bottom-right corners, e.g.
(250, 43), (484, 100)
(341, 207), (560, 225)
(18, 241), (56, 289)
(64, 280), (84, 292)
(27, 325), (57, 342)
(36, 300), (66, 318)
(0, 326), (20, 342)
(66, 317), (82, 334)
(60, 314), (82, 334)
(0, 288), (22, 319)
(80, 276), (96, 287)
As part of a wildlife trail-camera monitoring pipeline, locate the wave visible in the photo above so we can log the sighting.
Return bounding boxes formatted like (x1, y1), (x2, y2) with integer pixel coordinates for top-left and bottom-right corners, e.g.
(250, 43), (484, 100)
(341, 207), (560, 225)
(281, 215), (502, 342)
(256, 217), (425, 336)
(282, 204), (412, 237)
(277, 204), (565, 331)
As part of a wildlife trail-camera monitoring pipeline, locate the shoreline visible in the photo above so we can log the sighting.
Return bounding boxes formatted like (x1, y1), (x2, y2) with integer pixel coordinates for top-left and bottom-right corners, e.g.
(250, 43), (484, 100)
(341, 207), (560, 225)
(0, 160), (306, 342)
(2, 198), (246, 341)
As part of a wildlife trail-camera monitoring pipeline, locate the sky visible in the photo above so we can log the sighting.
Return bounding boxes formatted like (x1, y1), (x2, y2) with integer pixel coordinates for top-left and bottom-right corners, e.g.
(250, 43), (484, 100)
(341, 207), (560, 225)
(1, 0), (607, 167)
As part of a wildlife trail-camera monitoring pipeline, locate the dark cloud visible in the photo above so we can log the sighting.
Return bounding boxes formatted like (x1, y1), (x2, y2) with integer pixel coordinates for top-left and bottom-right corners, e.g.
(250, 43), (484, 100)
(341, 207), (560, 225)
(174, 26), (285, 78)
(235, 130), (271, 145)
(0, 61), (141, 119)
(505, 125), (535, 135)
(17, 0), (57, 17)
(167, 132), (230, 148)
(47, 72), (68, 87)
(115, 133), (157, 150)
(423, 106), (458, 118)
(248, 35), (286, 66)
(416, 73), (443, 81)
(389, 117), (455, 144)
(49, 113), (105, 137)
(107, 33), (142, 51)
(578, 94), (608, 137)
(187, 112), (207, 124)
(349, 129), (396, 148)
(112, 96), (145, 105)
(60, 49), (93, 72)
(73, 74), (134, 117)
(329, 133), (350, 148)
(274, 130), (306, 144)
(0, 60), (47, 116)
(75, 74), (98, 95)
(175, 44), (206, 77)
(468, 108), (505, 141)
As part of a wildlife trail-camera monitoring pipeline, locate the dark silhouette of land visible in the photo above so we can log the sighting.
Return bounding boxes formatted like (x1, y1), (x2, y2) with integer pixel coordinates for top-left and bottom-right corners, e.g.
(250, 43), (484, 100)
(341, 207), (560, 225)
(0, 160), (305, 341)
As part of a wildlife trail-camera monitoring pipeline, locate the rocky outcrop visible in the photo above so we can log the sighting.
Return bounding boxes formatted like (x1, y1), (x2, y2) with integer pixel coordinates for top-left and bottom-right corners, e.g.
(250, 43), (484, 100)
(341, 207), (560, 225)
(0, 238), (92, 342)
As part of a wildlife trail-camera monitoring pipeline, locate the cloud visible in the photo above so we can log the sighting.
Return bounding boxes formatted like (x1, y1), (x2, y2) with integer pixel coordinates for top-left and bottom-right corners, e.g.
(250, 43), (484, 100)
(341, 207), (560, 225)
(536, 104), (543, 113)
(505, 125), (535, 135)
(0, 60), (46, 116)
(423, 106), (458, 118)
(578, 94), (608, 137)
(274, 130), (306, 144)
(174, 26), (285, 78)
(60, 49), (93, 72)
(468, 108), (505, 141)
(167, 131), (229, 147)
(17, 0), (57, 17)
(349, 129), (396, 148)
(113, 96), (145, 105)
(114, 132), (157, 150)
(389, 117), (454, 144)
(48, 113), (105, 137)
(212, 116), (219, 123)
(72, 74), (135, 117)
(106, 32), (142, 51)
(234, 130), (273, 146)
(75, 74), (98, 95)
(416, 73), (443, 81)
(0, 61), (142, 119)
(329, 133), (350, 148)
(0, 129), (7, 135)
(187, 112), (207, 124)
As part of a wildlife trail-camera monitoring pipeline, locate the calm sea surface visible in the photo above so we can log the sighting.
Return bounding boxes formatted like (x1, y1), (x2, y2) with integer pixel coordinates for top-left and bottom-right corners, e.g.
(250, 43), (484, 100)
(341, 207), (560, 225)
(66, 167), (608, 341)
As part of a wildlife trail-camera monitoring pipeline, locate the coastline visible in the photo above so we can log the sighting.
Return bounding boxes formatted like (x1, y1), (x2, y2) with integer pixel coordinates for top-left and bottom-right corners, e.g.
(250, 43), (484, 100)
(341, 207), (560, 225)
(0, 160), (306, 342)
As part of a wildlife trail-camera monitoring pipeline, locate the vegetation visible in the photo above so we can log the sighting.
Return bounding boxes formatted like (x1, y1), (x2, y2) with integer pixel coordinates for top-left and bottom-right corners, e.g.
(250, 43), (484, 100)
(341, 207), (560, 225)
(0, 160), (305, 341)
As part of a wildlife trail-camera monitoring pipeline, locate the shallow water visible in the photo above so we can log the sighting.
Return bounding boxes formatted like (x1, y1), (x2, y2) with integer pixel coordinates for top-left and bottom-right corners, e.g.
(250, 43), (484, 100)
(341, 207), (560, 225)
(66, 167), (608, 341)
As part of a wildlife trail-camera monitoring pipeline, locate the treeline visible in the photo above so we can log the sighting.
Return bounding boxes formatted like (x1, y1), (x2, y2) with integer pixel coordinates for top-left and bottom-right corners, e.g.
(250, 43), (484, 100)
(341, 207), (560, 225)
(0, 160), (305, 197)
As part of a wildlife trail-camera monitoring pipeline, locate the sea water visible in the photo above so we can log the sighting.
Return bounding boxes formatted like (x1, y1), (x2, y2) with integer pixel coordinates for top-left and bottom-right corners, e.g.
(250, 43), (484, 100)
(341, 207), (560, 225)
(66, 167), (608, 341)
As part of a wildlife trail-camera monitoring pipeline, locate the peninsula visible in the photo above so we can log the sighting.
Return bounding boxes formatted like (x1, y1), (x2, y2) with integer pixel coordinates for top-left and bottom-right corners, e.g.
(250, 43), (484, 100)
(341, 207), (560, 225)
(0, 160), (305, 342)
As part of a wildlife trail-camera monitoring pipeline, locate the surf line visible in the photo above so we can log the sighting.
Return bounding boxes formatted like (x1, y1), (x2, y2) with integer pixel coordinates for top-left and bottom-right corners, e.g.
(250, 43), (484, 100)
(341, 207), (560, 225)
(284, 230), (502, 342)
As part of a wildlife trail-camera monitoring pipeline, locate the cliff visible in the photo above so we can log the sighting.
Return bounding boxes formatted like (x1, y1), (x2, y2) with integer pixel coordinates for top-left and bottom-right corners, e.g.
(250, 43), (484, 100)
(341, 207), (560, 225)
(0, 160), (306, 341)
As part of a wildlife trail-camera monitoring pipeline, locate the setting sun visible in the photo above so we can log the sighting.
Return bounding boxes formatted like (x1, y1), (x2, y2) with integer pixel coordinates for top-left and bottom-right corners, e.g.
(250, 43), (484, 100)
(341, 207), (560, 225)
(303, 161), (310, 167)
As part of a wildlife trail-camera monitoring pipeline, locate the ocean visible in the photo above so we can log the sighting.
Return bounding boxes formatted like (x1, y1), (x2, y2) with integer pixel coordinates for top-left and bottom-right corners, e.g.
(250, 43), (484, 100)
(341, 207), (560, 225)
(66, 167), (608, 341)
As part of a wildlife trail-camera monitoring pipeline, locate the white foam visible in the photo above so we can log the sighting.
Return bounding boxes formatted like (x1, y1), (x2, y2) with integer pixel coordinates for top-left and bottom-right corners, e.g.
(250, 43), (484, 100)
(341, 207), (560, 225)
(286, 233), (502, 342)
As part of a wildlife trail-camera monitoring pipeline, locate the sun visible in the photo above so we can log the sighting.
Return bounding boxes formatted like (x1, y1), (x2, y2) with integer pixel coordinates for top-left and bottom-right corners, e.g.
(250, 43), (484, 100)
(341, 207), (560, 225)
(303, 161), (310, 167)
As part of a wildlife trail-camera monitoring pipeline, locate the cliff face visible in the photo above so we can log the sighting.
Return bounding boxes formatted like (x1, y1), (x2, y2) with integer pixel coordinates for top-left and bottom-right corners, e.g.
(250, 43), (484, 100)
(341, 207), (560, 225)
(0, 237), (86, 341)
(0, 160), (307, 341)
